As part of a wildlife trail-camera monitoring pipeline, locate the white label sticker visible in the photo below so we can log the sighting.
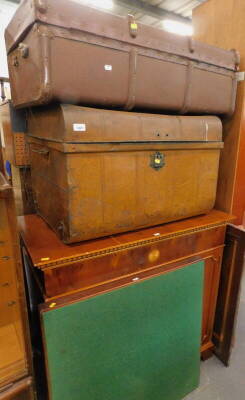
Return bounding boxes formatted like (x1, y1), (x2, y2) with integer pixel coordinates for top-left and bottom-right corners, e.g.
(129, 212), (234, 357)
(104, 64), (112, 71)
(73, 123), (86, 132)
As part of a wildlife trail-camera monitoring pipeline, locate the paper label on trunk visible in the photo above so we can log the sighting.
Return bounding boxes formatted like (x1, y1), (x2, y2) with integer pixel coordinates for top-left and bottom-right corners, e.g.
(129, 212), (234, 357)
(73, 123), (86, 132)
(104, 65), (112, 71)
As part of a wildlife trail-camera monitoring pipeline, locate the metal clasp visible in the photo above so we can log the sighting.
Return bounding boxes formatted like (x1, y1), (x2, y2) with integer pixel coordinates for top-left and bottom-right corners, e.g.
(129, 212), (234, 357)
(128, 14), (138, 38)
(18, 43), (29, 59)
(150, 152), (165, 171)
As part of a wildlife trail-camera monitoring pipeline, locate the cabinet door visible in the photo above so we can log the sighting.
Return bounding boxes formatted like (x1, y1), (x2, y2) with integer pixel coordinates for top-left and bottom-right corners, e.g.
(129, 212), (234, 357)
(0, 173), (31, 389)
(201, 250), (223, 357)
(213, 225), (245, 365)
(41, 261), (204, 400)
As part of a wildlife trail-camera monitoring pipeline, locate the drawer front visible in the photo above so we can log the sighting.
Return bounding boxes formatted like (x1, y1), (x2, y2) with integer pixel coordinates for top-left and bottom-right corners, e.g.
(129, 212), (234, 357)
(42, 225), (226, 298)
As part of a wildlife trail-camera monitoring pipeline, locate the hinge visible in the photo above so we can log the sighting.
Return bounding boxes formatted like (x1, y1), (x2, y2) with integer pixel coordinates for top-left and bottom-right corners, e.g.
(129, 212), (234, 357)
(236, 71), (245, 82)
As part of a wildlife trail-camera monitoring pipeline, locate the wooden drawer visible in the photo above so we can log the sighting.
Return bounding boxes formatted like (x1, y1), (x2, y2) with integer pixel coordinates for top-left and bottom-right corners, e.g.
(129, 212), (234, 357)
(40, 227), (225, 299)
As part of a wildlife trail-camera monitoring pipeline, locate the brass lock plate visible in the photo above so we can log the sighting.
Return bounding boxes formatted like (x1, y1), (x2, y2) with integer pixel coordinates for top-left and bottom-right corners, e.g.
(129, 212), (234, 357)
(150, 152), (165, 170)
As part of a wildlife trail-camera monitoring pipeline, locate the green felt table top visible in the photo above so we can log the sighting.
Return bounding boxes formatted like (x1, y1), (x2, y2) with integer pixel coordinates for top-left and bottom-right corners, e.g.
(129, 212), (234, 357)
(42, 261), (204, 400)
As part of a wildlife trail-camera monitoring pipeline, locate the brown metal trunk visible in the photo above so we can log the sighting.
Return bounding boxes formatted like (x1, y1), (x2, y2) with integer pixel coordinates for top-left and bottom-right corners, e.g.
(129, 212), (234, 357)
(27, 105), (223, 243)
(5, 0), (238, 114)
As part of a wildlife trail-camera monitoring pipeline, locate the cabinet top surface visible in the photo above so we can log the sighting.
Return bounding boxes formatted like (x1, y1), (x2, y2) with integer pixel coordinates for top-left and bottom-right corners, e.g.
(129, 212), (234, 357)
(18, 211), (234, 269)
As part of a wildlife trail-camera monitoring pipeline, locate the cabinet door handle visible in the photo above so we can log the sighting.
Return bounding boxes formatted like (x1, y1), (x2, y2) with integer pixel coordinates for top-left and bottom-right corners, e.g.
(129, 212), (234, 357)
(7, 301), (16, 307)
(31, 148), (49, 156)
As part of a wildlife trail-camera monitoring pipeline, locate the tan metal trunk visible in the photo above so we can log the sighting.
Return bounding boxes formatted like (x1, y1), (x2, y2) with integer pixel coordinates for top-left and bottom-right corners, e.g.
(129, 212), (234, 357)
(28, 105), (223, 243)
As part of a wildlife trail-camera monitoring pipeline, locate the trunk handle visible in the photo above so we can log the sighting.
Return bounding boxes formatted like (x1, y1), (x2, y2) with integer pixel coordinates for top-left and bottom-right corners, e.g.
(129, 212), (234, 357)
(31, 148), (49, 156)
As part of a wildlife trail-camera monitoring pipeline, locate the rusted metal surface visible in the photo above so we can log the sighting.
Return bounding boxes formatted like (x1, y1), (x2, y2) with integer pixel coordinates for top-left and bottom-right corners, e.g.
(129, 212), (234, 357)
(27, 105), (223, 243)
(5, 0), (238, 113)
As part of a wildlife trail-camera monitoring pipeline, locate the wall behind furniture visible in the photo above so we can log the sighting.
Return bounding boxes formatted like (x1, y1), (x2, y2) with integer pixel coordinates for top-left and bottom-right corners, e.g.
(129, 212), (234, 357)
(0, 0), (17, 77)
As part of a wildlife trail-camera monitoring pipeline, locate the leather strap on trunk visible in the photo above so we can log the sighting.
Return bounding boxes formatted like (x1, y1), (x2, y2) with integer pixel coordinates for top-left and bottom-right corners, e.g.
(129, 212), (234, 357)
(226, 74), (238, 118)
(124, 48), (138, 110)
(180, 61), (195, 115)
(225, 49), (240, 117)
(188, 37), (195, 54)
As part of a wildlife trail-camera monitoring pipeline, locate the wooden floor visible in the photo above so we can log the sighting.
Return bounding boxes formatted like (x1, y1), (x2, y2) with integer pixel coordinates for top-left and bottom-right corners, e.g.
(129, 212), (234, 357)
(0, 323), (26, 386)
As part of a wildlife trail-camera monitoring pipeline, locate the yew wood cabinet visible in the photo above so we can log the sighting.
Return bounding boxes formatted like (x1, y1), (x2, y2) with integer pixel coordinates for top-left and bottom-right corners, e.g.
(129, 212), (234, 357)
(18, 210), (234, 359)
(0, 172), (34, 399)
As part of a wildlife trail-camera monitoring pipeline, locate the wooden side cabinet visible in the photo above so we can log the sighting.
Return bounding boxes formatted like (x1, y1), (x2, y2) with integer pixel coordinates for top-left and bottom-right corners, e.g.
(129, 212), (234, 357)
(19, 210), (234, 361)
(0, 172), (34, 399)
